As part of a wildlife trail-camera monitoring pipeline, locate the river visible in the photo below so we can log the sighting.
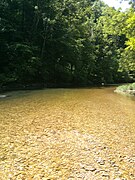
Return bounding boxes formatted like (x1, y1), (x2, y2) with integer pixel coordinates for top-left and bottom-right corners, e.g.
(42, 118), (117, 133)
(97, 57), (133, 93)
(0, 87), (135, 179)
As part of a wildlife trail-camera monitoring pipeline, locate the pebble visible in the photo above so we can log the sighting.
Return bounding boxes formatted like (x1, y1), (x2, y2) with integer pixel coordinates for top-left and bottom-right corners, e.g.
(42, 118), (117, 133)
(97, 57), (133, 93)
(95, 170), (101, 174)
(0, 129), (134, 179)
(102, 174), (110, 179)
(97, 157), (105, 165)
(84, 166), (96, 172)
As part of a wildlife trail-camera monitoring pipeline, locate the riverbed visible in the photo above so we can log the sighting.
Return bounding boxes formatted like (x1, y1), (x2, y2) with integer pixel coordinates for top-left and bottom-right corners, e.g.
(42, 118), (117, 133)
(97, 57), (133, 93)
(0, 87), (135, 179)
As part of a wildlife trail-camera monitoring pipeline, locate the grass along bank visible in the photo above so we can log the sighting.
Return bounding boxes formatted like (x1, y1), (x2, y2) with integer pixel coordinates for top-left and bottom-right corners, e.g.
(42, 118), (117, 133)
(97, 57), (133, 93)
(115, 83), (135, 96)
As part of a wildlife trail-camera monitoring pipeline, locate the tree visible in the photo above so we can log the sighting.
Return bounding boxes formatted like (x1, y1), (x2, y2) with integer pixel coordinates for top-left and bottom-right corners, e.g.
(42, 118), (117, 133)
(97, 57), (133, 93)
(0, 0), (134, 88)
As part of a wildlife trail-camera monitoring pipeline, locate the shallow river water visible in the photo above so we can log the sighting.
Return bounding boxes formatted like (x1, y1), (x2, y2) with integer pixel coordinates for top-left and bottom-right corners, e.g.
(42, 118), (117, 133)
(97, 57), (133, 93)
(0, 87), (135, 179)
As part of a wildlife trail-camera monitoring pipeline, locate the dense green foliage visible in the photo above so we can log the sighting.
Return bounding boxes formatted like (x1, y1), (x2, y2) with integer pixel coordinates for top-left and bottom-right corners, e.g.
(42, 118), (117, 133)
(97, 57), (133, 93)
(115, 83), (135, 96)
(0, 0), (135, 88)
(116, 83), (135, 91)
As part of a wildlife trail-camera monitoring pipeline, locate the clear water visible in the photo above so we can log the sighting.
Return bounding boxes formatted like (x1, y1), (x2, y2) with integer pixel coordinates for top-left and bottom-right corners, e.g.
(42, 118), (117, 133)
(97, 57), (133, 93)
(0, 87), (135, 179)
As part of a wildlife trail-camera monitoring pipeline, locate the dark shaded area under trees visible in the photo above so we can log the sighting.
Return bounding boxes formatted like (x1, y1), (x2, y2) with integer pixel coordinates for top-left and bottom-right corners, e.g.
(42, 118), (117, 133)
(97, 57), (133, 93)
(0, 0), (135, 90)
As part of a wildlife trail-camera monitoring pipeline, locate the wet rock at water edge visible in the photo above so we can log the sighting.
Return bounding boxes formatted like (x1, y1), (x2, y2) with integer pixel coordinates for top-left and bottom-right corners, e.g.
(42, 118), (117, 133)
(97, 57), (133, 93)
(0, 94), (8, 98)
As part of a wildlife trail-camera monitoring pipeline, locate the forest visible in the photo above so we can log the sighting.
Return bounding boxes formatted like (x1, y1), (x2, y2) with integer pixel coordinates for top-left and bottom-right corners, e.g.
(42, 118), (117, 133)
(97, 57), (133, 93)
(0, 0), (135, 89)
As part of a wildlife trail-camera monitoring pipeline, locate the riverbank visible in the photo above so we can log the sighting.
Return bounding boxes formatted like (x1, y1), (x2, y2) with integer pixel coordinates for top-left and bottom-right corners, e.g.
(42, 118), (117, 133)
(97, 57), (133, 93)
(114, 83), (135, 96)
(0, 83), (118, 99)
(0, 82), (124, 94)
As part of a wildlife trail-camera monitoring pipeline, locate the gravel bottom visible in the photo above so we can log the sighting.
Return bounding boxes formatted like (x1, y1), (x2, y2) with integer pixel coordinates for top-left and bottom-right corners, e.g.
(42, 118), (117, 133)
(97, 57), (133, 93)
(0, 129), (134, 180)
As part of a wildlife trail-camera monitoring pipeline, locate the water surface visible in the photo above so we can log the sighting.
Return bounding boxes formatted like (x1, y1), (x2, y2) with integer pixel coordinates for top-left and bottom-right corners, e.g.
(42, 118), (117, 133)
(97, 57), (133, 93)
(0, 87), (135, 179)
